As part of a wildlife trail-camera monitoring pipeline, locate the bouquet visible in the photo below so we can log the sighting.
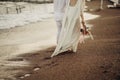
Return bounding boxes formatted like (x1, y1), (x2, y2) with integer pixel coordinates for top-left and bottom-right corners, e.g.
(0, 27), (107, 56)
(79, 27), (94, 43)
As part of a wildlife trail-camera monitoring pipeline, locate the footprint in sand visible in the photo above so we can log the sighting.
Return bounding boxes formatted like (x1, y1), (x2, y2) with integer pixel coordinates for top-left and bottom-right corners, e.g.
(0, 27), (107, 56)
(102, 70), (109, 74)
(24, 73), (31, 77)
(7, 57), (25, 61)
(100, 63), (113, 74)
(44, 61), (59, 68)
(43, 57), (51, 60)
(33, 67), (40, 71)
(19, 73), (31, 79)
(19, 76), (24, 79)
(18, 61), (59, 80)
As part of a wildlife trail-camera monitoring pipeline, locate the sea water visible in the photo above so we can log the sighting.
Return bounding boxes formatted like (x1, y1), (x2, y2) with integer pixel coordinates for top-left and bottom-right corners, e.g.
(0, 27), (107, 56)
(0, 2), (54, 29)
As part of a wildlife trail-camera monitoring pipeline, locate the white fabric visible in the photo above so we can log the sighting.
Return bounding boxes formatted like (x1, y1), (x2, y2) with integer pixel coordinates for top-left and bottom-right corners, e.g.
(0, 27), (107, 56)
(54, 0), (68, 21)
(54, 0), (69, 42)
(56, 21), (62, 42)
(51, 0), (85, 57)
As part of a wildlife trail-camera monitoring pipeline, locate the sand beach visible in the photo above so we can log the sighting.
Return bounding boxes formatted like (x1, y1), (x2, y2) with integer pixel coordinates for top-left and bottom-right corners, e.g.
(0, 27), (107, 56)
(0, 0), (120, 80)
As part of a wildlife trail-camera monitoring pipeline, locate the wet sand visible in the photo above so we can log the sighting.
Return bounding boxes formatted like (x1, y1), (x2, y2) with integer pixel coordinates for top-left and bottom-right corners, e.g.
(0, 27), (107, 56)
(0, 18), (57, 80)
(0, 1), (120, 80)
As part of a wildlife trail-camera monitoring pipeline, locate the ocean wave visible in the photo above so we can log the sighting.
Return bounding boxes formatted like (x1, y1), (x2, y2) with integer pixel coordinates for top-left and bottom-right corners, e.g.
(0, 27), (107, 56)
(0, 3), (54, 29)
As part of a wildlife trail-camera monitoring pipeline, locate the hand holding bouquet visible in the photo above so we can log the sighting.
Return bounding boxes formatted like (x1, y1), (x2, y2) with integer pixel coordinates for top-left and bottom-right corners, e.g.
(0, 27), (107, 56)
(79, 21), (94, 43)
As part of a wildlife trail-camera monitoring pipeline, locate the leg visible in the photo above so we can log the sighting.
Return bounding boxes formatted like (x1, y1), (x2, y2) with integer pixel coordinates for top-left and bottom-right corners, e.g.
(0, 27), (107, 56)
(56, 20), (62, 43)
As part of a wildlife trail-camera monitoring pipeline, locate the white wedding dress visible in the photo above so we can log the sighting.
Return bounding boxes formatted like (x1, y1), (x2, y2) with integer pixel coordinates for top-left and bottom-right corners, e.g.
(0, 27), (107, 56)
(51, 0), (85, 57)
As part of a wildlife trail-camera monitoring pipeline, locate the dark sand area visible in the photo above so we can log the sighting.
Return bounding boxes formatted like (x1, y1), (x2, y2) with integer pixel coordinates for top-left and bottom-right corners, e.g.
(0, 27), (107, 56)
(19, 1), (120, 80)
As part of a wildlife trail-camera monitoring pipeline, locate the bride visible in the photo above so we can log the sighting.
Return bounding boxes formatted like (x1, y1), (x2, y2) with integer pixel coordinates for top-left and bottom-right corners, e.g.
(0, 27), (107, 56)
(51, 0), (88, 57)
